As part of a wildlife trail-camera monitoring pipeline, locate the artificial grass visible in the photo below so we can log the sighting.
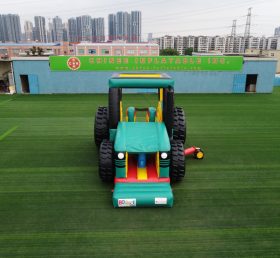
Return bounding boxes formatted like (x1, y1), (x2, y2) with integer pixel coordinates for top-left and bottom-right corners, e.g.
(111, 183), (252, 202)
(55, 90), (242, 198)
(0, 89), (280, 257)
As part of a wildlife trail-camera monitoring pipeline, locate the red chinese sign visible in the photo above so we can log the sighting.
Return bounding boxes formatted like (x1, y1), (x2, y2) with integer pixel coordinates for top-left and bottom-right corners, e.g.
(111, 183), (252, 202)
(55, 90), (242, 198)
(67, 57), (81, 70)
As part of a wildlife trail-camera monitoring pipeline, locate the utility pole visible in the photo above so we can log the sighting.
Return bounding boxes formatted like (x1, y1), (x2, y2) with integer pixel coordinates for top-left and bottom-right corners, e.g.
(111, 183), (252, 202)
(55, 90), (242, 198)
(231, 19), (237, 37)
(243, 7), (252, 53)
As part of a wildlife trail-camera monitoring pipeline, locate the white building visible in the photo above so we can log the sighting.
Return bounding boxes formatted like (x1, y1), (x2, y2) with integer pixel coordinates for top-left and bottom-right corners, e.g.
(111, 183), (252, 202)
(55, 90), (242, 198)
(174, 36), (184, 55)
(225, 36), (234, 53)
(248, 37), (260, 49)
(211, 36), (226, 52)
(195, 36), (211, 53)
(75, 42), (159, 56)
(184, 36), (195, 49)
(157, 35), (175, 50)
(267, 37), (280, 50)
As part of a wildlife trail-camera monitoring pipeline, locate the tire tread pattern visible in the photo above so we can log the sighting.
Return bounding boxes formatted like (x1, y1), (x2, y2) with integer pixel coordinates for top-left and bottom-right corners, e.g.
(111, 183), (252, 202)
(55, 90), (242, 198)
(94, 107), (109, 147)
(170, 140), (186, 182)
(99, 140), (114, 182)
(173, 106), (186, 144)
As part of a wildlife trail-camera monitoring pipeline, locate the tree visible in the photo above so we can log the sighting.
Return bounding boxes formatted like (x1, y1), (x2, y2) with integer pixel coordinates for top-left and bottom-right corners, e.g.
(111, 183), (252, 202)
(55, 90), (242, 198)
(37, 47), (44, 56)
(184, 48), (193, 56)
(29, 46), (44, 56)
(30, 46), (37, 55)
(160, 48), (179, 56)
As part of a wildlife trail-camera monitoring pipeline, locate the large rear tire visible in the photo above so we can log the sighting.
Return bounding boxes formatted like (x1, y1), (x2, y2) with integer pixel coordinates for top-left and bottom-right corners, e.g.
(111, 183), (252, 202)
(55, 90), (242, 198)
(163, 88), (174, 138)
(109, 88), (121, 129)
(173, 107), (186, 144)
(99, 140), (114, 182)
(170, 140), (185, 182)
(94, 107), (109, 147)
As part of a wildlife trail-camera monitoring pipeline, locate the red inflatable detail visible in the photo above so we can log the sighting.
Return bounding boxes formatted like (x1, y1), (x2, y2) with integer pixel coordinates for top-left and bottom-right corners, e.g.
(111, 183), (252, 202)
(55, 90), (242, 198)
(184, 146), (197, 156)
(115, 156), (170, 183)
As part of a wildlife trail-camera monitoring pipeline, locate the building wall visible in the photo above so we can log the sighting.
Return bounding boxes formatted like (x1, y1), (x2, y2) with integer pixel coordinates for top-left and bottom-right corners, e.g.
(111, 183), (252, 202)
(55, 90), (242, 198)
(76, 43), (159, 56)
(275, 75), (280, 86)
(245, 49), (280, 73)
(0, 60), (11, 79)
(12, 58), (277, 94)
(262, 50), (280, 74)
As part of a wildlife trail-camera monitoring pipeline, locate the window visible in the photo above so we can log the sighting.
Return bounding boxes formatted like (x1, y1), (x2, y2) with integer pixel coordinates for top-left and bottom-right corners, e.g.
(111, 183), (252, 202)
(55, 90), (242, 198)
(114, 49), (122, 56)
(0, 49), (8, 55)
(151, 50), (158, 55)
(127, 49), (135, 55)
(88, 49), (96, 54)
(12, 49), (20, 54)
(271, 53), (275, 57)
(139, 49), (148, 55)
(101, 49), (110, 55)
(78, 49), (85, 54)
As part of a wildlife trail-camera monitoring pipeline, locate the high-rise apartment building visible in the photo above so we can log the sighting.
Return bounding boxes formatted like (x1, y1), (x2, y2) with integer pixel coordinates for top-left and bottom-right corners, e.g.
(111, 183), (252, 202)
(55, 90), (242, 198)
(68, 18), (78, 42)
(174, 36), (184, 55)
(108, 14), (117, 41)
(131, 11), (141, 42)
(62, 23), (68, 42)
(184, 36), (195, 51)
(194, 36), (211, 52)
(0, 15), (5, 42)
(158, 35), (175, 49)
(156, 33), (280, 55)
(116, 11), (130, 41)
(24, 21), (33, 42)
(47, 20), (54, 42)
(259, 37), (267, 50)
(225, 36), (234, 53)
(0, 14), (21, 42)
(247, 36), (261, 49)
(147, 33), (153, 43)
(267, 37), (280, 50)
(211, 36), (226, 52)
(92, 18), (105, 42)
(34, 16), (47, 42)
(274, 26), (280, 37)
(108, 11), (142, 42)
(52, 16), (63, 42)
(77, 15), (92, 42)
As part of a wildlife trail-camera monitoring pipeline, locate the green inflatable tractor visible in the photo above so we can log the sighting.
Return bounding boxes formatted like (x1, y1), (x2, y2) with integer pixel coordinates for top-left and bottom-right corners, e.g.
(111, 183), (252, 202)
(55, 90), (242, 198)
(94, 73), (188, 208)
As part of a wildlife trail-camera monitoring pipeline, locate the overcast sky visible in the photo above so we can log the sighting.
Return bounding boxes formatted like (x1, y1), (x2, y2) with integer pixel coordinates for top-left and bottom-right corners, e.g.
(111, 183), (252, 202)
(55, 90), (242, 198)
(1, 0), (280, 39)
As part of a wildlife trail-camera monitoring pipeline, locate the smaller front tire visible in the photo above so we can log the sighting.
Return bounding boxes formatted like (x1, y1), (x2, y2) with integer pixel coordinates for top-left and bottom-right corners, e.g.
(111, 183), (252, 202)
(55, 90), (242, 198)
(170, 140), (186, 182)
(99, 140), (114, 182)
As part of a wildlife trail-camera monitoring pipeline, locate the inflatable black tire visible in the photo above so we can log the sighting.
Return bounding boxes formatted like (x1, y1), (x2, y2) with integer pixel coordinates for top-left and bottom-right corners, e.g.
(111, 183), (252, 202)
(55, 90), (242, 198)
(109, 88), (121, 129)
(173, 107), (186, 144)
(170, 140), (185, 182)
(94, 107), (109, 147)
(99, 140), (114, 182)
(163, 88), (174, 138)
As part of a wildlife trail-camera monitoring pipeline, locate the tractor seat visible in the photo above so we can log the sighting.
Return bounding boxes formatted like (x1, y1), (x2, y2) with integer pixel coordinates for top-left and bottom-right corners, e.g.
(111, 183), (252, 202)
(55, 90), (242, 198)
(126, 107), (156, 122)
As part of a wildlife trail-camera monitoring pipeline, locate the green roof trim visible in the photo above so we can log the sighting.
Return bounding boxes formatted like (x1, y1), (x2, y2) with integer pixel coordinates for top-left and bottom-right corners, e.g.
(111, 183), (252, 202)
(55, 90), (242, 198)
(109, 77), (174, 89)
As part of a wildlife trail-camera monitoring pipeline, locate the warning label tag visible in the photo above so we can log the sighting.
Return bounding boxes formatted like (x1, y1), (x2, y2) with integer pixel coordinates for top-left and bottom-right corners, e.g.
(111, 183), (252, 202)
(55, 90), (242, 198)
(155, 198), (167, 205)
(118, 199), (136, 207)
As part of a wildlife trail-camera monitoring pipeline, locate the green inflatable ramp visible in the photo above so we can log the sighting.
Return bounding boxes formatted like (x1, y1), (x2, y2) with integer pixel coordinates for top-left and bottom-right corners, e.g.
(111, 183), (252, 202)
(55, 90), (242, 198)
(113, 183), (173, 208)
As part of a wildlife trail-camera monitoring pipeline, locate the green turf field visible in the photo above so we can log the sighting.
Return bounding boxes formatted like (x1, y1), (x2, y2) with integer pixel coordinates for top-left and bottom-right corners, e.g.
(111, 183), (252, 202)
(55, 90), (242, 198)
(0, 89), (280, 257)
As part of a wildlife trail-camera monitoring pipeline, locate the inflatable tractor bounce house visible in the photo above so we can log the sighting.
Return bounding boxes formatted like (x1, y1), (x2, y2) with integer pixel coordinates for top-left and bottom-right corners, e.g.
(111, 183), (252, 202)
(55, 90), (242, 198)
(94, 73), (203, 208)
